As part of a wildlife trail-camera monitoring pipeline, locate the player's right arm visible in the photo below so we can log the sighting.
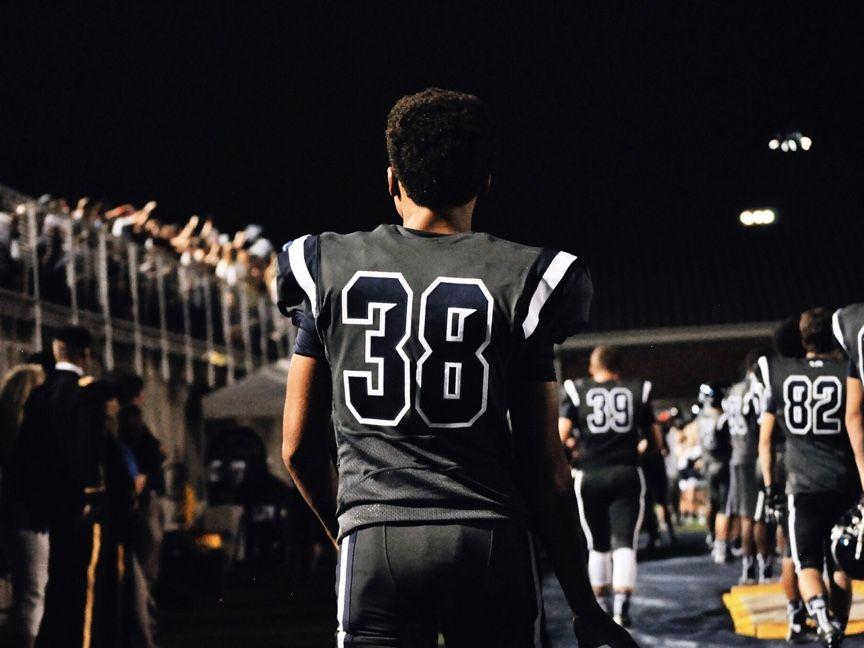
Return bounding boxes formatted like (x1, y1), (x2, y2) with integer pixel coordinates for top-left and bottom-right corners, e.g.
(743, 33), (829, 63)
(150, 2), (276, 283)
(845, 375), (864, 492)
(509, 250), (635, 646)
(755, 356), (778, 494)
(510, 381), (636, 646)
(834, 307), (864, 493)
(758, 413), (776, 488)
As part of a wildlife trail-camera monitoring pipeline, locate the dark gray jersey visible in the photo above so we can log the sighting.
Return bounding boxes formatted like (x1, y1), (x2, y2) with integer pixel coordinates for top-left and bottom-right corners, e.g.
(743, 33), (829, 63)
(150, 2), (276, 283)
(277, 225), (592, 538)
(560, 377), (653, 469)
(696, 406), (730, 467)
(834, 304), (864, 383)
(758, 355), (856, 496)
(724, 380), (760, 467)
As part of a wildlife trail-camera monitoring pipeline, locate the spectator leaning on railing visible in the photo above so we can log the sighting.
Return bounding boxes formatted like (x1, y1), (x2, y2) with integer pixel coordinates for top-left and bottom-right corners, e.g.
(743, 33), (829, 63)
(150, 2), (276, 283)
(0, 185), (286, 378)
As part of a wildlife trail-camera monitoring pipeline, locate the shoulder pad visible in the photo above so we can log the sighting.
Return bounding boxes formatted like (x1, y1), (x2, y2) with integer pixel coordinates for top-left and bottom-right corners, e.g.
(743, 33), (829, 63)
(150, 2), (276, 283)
(276, 235), (319, 319)
(518, 248), (592, 344)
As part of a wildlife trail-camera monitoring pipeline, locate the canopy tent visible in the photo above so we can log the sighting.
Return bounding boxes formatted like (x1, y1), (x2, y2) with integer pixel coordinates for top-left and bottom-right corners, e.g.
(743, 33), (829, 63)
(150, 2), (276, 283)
(202, 358), (290, 420)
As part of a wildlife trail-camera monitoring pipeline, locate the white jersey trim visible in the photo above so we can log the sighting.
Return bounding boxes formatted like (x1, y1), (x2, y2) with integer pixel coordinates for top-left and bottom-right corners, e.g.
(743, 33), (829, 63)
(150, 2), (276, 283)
(642, 380), (652, 404)
(573, 470), (594, 551)
(564, 378), (580, 408)
(521, 251), (577, 339)
(288, 234), (318, 318)
(757, 356), (771, 392)
(336, 534), (352, 647)
(832, 309), (847, 352)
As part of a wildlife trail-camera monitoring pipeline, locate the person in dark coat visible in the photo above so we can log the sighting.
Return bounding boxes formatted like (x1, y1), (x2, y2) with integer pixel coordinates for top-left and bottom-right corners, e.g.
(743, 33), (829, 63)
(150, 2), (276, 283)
(13, 327), (127, 647)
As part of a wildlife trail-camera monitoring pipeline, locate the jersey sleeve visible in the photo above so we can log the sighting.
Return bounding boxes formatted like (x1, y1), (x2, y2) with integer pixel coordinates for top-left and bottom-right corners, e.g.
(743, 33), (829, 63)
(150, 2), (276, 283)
(276, 235), (325, 358)
(516, 248), (593, 347)
(637, 380), (655, 428)
(756, 355), (777, 414)
(834, 305), (864, 382)
(518, 344), (556, 382)
(560, 379), (580, 422)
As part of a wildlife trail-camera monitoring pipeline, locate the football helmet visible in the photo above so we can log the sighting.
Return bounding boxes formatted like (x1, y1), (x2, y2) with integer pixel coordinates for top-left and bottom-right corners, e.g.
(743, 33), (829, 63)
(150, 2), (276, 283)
(831, 502), (864, 579)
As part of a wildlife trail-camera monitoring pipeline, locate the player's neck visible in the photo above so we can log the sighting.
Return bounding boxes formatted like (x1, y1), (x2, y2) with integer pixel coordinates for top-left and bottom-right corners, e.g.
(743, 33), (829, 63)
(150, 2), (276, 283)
(591, 370), (619, 383)
(805, 351), (831, 360)
(398, 199), (475, 234)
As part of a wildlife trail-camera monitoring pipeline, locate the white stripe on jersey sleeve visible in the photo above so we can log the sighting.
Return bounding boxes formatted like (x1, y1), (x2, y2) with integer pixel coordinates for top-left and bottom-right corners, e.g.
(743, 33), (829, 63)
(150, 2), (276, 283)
(757, 356), (770, 389)
(564, 378), (580, 407)
(521, 251), (578, 339)
(642, 380), (652, 404)
(288, 234), (318, 317)
(832, 309), (848, 352)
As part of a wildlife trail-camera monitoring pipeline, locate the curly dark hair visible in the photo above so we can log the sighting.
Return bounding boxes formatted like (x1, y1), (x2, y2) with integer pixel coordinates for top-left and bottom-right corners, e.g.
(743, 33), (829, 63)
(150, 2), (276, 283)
(799, 307), (835, 355)
(386, 88), (494, 209)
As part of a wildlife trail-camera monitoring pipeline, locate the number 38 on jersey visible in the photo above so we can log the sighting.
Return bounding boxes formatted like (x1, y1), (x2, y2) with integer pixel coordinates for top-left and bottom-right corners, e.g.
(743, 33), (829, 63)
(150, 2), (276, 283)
(341, 271), (493, 429)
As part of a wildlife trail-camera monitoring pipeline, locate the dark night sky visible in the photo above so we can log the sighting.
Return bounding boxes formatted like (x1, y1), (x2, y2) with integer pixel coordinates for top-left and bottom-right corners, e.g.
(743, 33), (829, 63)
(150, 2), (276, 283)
(1, 3), (862, 330)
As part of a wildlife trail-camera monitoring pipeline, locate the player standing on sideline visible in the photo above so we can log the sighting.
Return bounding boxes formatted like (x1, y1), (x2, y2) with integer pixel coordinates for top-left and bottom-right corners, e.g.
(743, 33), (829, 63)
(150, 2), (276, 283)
(278, 89), (636, 647)
(759, 309), (864, 648)
(722, 350), (769, 584)
(695, 384), (732, 563)
(754, 318), (807, 643)
(559, 345), (658, 628)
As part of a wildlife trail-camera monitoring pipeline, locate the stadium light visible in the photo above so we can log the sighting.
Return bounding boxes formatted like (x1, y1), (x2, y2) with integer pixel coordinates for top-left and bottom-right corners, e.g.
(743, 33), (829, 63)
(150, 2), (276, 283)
(769, 131), (812, 152)
(740, 208), (775, 227)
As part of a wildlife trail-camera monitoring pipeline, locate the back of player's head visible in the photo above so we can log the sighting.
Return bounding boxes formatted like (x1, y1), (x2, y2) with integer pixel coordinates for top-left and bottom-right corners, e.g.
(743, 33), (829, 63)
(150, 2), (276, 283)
(773, 316), (805, 358)
(591, 345), (624, 374)
(799, 307), (835, 355)
(386, 88), (494, 209)
(52, 325), (93, 364)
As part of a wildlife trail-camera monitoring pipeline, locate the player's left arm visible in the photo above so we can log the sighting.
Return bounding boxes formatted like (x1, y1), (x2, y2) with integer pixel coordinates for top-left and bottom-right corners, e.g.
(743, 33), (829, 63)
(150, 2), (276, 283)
(758, 412), (776, 489)
(282, 354), (339, 548)
(845, 376), (864, 492)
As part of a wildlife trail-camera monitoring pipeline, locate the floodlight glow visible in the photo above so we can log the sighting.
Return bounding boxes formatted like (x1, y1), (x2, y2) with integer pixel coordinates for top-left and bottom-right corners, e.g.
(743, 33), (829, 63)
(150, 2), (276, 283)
(740, 208), (776, 227)
(780, 141), (789, 152)
(788, 140), (797, 152)
(800, 136), (812, 150)
(15, 204), (26, 215)
(769, 139), (780, 150)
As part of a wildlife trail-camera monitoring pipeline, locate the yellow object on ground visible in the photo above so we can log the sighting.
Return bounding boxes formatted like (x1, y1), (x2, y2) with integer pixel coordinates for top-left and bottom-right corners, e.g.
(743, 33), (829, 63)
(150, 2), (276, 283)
(723, 581), (864, 639)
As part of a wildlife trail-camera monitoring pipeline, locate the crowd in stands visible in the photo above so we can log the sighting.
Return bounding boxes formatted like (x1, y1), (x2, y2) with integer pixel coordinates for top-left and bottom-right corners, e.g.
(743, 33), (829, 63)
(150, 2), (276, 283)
(0, 186), (287, 372)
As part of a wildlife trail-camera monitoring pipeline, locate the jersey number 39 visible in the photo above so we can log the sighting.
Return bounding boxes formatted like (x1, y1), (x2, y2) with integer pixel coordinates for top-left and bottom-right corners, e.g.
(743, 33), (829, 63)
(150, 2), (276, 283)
(341, 272), (493, 429)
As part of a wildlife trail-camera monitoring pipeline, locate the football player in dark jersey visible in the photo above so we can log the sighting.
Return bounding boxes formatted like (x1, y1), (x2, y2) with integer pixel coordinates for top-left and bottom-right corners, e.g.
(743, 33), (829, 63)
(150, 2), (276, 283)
(834, 304), (864, 503)
(722, 371), (759, 582)
(694, 384), (732, 563)
(559, 345), (658, 628)
(753, 318), (808, 642)
(759, 309), (864, 647)
(278, 89), (636, 647)
(722, 348), (774, 584)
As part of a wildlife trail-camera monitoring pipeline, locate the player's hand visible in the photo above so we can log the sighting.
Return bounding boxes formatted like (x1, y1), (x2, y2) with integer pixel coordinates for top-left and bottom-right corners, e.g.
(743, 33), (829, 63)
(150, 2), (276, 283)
(763, 484), (784, 524)
(573, 613), (639, 647)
